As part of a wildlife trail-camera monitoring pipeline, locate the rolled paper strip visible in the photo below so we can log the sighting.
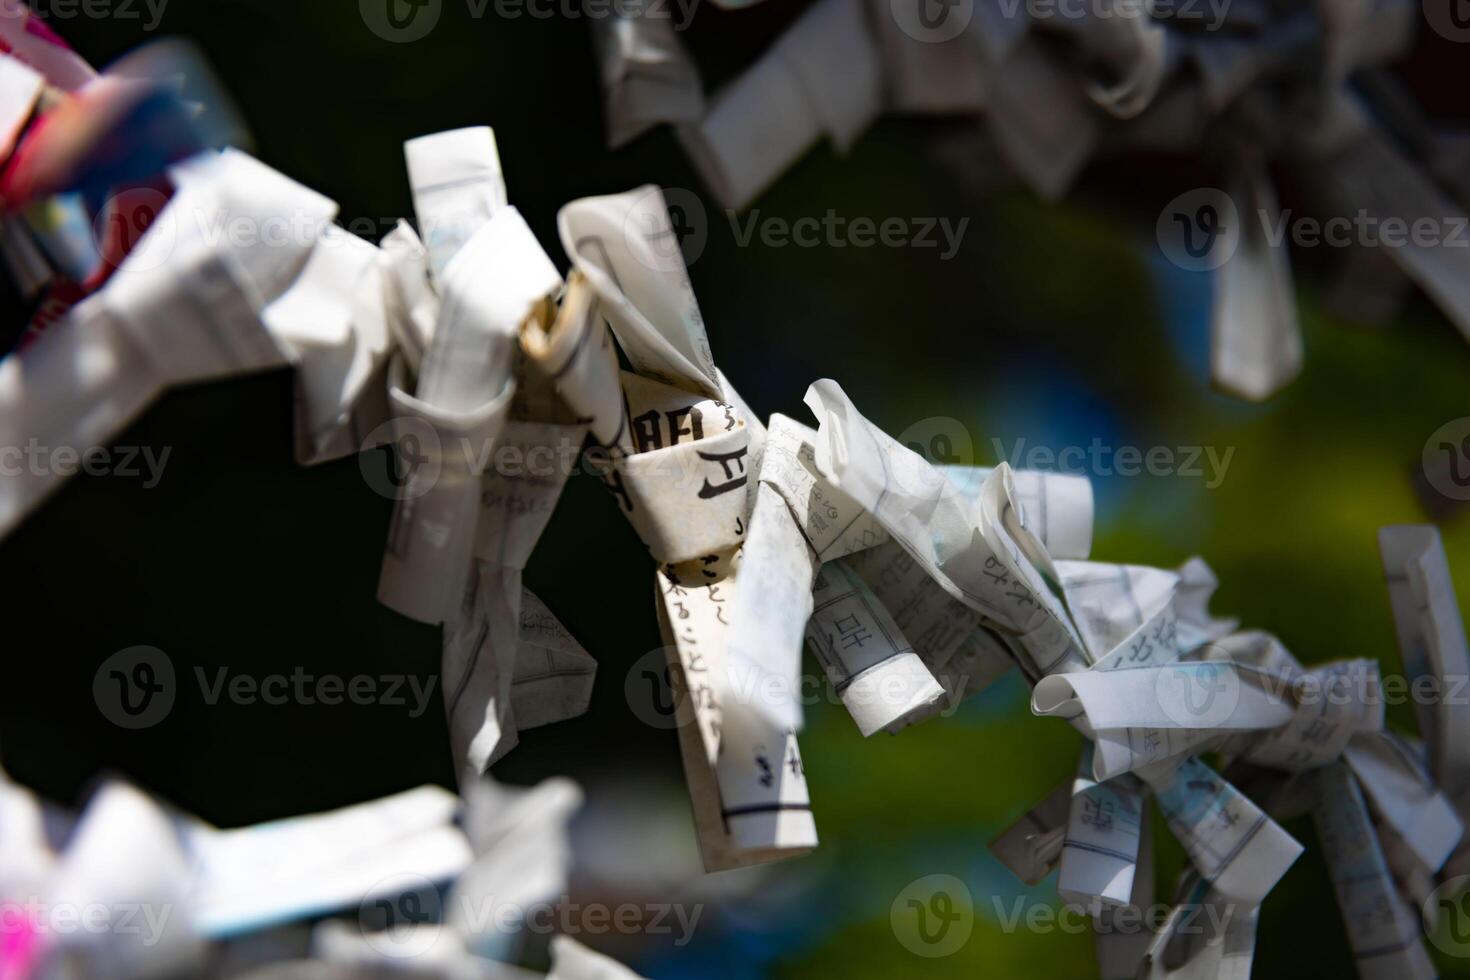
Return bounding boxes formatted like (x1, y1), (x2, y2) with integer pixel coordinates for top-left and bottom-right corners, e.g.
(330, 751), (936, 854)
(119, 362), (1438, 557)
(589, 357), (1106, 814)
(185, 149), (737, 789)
(404, 126), (507, 286)
(806, 559), (943, 737)
(846, 540), (981, 673)
(1058, 745), (1144, 907)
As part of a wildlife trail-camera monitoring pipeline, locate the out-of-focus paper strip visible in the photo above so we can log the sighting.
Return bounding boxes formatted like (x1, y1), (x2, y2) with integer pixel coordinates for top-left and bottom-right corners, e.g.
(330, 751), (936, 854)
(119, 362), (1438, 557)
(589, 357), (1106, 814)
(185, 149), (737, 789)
(1311, 761), (1437, 980)
(990, 781), (1070, 886)
(677, 0), (881, 210)
(1139, 872), (1257, 980)
(405, 126), (508, 286)
(591, 12), (704, 148)
(1379, 524), (1470, 799)
(1211, 156), (1301, 401)
(188, 785), (472, 939)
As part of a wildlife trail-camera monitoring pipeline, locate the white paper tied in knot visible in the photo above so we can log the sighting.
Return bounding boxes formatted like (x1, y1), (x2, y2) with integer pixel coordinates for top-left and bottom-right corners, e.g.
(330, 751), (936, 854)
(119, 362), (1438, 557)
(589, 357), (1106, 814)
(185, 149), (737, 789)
(1033, 660), (1293, 781)
(759, 414), (891, 561)
(1244, 659), (1384, 773)
(612, 424), (752, 564)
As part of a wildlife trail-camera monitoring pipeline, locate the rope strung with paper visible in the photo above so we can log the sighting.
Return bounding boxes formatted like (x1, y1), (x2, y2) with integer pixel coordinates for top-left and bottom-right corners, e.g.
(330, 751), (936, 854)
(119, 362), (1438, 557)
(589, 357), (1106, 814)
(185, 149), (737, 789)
(592, 0), (1470, 401)
(1, 11), (1468, 980)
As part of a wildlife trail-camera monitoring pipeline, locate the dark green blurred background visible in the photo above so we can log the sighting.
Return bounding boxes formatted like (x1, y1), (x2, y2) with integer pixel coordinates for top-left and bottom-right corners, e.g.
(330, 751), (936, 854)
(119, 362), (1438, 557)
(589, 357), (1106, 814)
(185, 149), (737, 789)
(2, 2), (1469, 976)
